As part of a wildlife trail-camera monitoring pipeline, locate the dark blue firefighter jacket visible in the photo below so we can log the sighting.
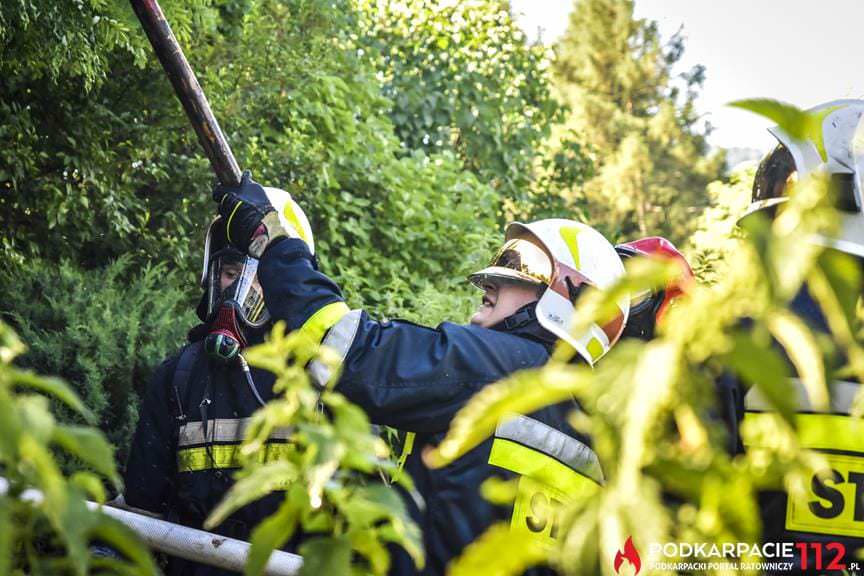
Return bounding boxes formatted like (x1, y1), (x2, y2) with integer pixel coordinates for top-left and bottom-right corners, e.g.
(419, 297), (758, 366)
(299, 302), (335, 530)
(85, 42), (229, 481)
(258, 239), (603, 575)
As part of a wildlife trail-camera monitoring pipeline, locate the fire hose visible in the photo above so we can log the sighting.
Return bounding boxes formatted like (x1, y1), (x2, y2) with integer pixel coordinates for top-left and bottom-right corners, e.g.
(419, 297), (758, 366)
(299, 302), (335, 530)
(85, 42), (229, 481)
(0, 477), (303, 575)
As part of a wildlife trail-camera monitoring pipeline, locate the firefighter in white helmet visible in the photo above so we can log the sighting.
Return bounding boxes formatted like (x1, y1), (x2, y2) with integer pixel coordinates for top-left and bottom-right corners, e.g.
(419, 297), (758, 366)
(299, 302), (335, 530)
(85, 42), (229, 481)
(207, 172), (629, 574)
(737, 100), (864, 570)
(469, 219), (630, 364)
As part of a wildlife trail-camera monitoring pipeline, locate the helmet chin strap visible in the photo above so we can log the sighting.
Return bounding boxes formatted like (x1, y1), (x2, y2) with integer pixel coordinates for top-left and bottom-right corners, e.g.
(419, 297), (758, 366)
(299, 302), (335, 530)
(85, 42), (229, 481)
(500, 303), (538, 331)
(494, 302), (557, 347)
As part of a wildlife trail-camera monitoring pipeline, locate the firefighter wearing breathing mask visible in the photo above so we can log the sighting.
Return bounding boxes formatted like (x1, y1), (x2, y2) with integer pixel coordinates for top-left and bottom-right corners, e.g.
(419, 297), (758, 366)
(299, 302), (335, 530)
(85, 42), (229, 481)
(123, 179), (313, 576)
(188, 171), (630, 574)
(732, 100), (864, 572)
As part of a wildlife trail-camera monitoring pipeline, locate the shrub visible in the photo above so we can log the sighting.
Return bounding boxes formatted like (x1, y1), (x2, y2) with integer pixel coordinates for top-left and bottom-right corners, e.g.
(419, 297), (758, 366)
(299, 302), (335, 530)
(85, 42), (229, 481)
(0, 257), (196, 462)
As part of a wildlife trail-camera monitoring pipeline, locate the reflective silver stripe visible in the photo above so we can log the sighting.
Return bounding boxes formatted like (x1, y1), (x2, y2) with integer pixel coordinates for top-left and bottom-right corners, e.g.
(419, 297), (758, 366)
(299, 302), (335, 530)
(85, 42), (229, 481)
(178, 418), (293, 447)
(495, 414), (604, 483)
(308, 309), (362, 389)
(744, 378), (861, 415)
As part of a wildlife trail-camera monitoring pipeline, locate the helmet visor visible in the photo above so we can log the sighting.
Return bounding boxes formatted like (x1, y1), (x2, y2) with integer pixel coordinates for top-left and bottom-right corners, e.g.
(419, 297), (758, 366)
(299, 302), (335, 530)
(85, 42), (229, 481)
(469, 238), (553, 287)
(752, 144), (862, 214)
(752, 144), (797, 207)
(206, 249), (270, 327)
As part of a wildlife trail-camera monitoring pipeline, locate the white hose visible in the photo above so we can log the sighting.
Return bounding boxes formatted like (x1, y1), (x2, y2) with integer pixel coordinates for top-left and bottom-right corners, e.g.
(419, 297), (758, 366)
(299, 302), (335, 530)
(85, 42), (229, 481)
(0, 477), (303, 575)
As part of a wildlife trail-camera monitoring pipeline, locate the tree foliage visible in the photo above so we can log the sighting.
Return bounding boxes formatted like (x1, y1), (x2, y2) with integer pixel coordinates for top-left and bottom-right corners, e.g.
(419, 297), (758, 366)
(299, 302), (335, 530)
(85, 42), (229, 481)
(552, 0), (723, 243)
(0, 0), (216, 267)
(358, 0), (592, 218)
(0, 258), (194, 461)
(687, 165), (756, 284)
(0, 0), (762, 572)
(0, 0), (549, 323)
(0, 321), (156, 574)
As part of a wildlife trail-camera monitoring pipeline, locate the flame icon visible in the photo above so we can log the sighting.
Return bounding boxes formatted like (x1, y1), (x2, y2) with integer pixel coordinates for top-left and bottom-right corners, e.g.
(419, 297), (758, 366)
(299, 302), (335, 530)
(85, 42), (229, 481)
(614, 536), (641, 575)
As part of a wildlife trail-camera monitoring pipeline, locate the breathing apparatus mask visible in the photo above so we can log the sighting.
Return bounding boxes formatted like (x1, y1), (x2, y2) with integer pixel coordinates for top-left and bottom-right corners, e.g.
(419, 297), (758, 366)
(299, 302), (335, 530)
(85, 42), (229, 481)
(200, 218), (271, 363)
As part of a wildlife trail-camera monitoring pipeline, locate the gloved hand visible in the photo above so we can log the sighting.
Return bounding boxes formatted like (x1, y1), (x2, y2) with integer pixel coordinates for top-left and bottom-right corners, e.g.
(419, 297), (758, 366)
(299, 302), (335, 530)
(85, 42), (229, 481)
(213, 171), (313, 258)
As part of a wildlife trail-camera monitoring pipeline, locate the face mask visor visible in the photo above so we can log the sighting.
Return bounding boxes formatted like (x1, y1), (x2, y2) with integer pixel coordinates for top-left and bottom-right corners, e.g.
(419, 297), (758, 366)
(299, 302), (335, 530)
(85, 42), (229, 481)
(206, 249), (270, 328)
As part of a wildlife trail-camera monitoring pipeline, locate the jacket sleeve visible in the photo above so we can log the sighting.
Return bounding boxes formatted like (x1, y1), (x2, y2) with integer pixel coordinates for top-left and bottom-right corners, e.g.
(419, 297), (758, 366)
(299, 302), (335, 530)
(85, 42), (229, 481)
(123, 358), (178, 515)
(258, 239), (549, 434)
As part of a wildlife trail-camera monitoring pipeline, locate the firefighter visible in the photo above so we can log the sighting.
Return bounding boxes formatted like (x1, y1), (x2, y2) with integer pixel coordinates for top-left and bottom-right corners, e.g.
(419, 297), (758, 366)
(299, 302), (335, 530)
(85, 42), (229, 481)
(614, 236), (695, 341)
(211, 172), (630, 574)
(737, 99), (864, 572)
(123, 188), (314, 575)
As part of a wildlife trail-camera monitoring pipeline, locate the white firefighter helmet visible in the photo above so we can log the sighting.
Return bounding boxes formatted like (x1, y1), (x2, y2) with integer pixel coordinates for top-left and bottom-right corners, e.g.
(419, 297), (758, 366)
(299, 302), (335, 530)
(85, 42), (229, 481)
(746, 99), (864, 257)
(199, 186), (314, 327)
(470, 219), (629, 366)
(201, 187), (314, 286)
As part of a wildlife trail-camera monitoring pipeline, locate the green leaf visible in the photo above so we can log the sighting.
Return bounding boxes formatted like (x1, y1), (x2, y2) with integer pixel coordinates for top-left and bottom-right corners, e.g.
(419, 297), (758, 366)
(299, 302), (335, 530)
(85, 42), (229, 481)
(10, 371), (94, 423)
(811, 251), (864, 394)
(0, 497), (11, 576)
(728, 99), (835, 159)
(0, 387), (21, 458)
(0, 323), (25, 363)
(378, 521), (425, 571)
(89, 513), (159, 575)
(816, 249), (862, 329)
(725, 329), (795, 424)
(339, 486), (424, 570)
(23, 437), (93, 575)
(447, 523), (546, 576)
(298, 536), (351, 576)
(765, 309), (828, 411)
(297, 425), (344, 508)
(69, 471), (106, 504)
(17, 394), (56, 445)
(52, 425), (119, 488)
(479, 477), (518, 505)
(205, 461), (298, 530)
(245, 493), (302, 576)
(340, 484), (404, 527)
(349, 528), (390, 575)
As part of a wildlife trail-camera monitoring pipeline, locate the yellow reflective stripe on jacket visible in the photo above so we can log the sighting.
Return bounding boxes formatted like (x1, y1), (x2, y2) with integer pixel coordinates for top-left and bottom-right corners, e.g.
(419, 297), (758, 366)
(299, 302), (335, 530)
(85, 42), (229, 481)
(489, 438), (599, 496)
(495, 413), (604, 483)
(743, 412), (864, 454)
(299, 301), (350, 345)
(744, 378), (860, 415)
(177, 442), (292, 473)
(488, 414), (602, 546)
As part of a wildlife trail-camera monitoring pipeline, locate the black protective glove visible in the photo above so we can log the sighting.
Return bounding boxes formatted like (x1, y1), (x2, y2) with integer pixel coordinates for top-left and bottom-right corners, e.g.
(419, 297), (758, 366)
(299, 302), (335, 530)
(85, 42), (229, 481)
(213, 171), (290, 258)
